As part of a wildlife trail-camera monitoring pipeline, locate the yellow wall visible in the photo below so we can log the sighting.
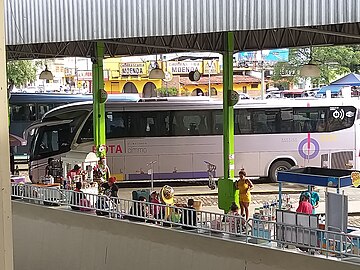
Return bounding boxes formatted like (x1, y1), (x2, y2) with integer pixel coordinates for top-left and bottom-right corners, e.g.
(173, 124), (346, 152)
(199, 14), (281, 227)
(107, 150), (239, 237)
(180, 82), (262, 97)
(104, 79), (162, 94)
(104, 58), (162, 95)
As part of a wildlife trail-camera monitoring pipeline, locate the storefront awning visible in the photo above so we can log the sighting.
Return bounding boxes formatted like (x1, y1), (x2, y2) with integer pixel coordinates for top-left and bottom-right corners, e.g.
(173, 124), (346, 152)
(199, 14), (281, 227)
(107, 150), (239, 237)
(317, 85), (343, 96)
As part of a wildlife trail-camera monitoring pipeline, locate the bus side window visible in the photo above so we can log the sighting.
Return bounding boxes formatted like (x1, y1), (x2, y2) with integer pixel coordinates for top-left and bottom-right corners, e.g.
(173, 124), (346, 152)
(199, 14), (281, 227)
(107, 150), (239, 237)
(172, 113), (187, 136)
(145, 117), (156, 136)
(11, 105), (24, 121)
(198, 116), (206, 134)
(235, 109), (251, 134)
(303, 120), (312, 132)
(327, 106), (356, 131)
(213, 110), (223, 135)
(38, 104), (54, 119)
(252, 112), (270, 134)
(280, 108), (293, 133)
(28, 104), (36, 121)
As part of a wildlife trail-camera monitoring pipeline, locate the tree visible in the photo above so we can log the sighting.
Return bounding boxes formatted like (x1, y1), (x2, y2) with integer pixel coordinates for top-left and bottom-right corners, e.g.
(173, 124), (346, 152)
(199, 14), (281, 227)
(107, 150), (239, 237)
(271, 46), (360, 87)
(156, 87), (178, 97)
(7, 60), (37, 89)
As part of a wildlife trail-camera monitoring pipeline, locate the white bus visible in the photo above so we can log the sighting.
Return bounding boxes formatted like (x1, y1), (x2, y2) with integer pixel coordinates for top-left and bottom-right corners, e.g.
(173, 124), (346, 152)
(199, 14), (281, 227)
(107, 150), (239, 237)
(28, 98), (358, 183)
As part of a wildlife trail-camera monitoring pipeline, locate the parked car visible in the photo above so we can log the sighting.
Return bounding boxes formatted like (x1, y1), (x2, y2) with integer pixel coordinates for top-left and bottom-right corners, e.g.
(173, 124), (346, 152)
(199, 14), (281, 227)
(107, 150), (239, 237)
(22, 86), (43, 93)
(238, 93), (251, 99)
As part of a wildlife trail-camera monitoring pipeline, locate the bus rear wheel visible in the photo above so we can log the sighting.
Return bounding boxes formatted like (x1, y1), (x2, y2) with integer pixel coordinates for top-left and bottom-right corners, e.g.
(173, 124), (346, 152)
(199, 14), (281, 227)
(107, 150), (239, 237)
(269, 160), (292, 183)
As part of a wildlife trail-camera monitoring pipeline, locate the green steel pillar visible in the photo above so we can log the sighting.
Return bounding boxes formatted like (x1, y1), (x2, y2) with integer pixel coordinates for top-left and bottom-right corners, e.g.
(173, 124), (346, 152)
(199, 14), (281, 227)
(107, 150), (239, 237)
(92, 58), (99, 146)
(92, 42), (107, 177)
(218, 32), (238, 212)
(223, 32), (235, 180)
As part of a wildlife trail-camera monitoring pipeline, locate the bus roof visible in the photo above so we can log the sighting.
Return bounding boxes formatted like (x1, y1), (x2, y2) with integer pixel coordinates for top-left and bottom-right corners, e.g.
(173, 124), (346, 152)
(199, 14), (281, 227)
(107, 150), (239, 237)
(9, 93), (141, 103)
(40, 96), (360, 120)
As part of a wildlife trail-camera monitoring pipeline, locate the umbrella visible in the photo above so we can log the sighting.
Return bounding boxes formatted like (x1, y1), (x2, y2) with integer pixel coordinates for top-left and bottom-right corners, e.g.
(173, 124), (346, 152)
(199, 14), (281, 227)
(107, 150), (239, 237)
(9, 133), (27, 147)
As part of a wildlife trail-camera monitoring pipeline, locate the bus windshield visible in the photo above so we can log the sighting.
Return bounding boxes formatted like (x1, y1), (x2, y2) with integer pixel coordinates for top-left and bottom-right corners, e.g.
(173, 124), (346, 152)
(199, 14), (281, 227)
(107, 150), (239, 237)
(31, 110), (89, 160)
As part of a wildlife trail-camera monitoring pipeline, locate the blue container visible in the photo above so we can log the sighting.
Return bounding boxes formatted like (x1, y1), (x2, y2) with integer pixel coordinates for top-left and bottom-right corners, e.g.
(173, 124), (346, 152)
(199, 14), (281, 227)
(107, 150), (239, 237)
(277, 167), (353, 188)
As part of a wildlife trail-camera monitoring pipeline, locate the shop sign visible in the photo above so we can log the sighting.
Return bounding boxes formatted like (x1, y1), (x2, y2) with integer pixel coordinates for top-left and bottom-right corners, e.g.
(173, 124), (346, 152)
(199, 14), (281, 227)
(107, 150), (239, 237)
(120, 62), (146, 76)
(167, 61), (202, 74)
(203, 60), (219, 75)
(76, 70), (109, 81)
(77, 70), (92, 80)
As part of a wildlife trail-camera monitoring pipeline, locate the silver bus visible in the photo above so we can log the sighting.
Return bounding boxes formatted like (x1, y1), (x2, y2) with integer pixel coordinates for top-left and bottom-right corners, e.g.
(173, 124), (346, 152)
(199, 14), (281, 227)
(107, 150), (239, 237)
(28, 98), (358, 182)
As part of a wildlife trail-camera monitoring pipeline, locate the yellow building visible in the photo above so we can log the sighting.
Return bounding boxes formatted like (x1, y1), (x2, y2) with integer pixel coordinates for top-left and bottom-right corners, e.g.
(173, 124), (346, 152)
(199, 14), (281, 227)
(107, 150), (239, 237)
(103, 57), (264, 97)
(179, 74), (262, 97)
(104, 58), (162, 96)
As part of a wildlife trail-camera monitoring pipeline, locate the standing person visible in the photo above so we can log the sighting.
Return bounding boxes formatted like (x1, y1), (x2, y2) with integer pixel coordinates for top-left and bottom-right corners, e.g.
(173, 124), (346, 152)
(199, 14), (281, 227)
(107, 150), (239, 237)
(300, 186), (319, 214)
(150, 191), (161, 219)
(67, 164), (82, 181)
(296, 192), (313, 214)
(181, 198), (197, 230)
(236, 169), (253, 220)
(309, 186), (320, 214)
(107, 177), (118, 198)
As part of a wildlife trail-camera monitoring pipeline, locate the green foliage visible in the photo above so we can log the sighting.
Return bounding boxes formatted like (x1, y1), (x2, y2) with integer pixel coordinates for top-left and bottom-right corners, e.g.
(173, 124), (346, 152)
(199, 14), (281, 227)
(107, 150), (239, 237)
(271, 46), (360, 87)
(7, 60), (37, 88)
(156, 87), (178, 97)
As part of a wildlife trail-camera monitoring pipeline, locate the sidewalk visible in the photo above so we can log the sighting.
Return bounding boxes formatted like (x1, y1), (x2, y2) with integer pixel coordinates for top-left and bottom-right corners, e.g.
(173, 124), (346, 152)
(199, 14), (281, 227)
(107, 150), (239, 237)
(117, 183), (360, 215)
(172, 182), (306, 196)
(201, 199), (360, 216)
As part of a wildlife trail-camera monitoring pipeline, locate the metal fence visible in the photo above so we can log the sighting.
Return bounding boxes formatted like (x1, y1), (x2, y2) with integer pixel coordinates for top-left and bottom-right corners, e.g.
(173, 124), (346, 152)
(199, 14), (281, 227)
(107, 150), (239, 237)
(10, 183), (360, 263)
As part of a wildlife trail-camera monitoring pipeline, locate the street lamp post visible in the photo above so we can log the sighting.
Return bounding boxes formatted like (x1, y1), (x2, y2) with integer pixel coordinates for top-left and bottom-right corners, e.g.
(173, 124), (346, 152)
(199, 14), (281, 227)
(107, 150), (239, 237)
(260, 61), (265, 100)
(147, 160), (157, 191)
(207, 60), (214, 98)
(208, 71), (211, 98)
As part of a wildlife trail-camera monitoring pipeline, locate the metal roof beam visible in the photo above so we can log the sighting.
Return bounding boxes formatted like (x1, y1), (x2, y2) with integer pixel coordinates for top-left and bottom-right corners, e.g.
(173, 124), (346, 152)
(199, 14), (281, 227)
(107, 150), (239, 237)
(291, 27), (360, 40)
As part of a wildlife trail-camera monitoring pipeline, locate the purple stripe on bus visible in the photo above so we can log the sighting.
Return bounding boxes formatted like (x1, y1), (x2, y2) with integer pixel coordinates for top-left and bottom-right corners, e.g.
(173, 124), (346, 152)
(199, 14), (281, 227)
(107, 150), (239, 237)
(128, 171), (211, 180)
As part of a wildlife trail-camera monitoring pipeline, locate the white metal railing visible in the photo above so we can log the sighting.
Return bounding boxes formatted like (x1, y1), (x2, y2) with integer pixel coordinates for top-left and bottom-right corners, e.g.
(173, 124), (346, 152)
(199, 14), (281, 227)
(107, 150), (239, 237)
(10, 183), (360, 263)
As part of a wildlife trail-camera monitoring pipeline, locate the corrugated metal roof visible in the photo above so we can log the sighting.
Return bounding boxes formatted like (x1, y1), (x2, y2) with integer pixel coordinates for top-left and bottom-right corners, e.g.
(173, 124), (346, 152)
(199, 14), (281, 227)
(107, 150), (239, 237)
(6, 0), (360, 45)
(5, 0), (360, 59)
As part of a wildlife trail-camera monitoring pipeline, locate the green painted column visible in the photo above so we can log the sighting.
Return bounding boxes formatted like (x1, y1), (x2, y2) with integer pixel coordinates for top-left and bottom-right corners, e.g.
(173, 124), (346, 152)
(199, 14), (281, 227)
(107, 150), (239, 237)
(223, 32), (235, 180)
(218, 32), (237, 212)
(97, 43), (106, 149)
(92, 58), (99, 146)
(92, 42), (107, 178)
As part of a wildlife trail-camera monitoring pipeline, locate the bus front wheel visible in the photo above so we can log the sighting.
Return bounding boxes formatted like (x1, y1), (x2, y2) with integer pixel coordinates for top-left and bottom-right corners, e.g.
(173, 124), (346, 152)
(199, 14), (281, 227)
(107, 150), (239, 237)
(269, 160), (292, 183)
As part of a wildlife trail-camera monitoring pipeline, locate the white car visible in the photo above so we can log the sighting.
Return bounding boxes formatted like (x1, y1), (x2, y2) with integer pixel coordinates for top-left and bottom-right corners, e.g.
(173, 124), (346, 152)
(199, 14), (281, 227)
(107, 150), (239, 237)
(22, 86), (43, 93)
(237, 92), (251, 99)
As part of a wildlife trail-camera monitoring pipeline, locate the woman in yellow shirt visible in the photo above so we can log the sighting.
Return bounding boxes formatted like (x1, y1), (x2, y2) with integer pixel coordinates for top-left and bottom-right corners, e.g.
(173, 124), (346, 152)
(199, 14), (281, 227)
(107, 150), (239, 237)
(236, 169), (253, 220)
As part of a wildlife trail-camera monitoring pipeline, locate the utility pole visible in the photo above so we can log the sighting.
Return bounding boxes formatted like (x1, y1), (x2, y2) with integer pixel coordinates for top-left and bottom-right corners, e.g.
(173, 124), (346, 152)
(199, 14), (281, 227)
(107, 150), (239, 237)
(261, 62), (265, 100)
(207, 60), (212, 98)
(147, 160), (157, 191)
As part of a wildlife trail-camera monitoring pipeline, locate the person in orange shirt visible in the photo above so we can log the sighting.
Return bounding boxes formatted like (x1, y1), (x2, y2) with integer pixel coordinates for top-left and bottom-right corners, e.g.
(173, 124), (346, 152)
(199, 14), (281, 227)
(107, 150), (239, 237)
(236, 169), (253, 220)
